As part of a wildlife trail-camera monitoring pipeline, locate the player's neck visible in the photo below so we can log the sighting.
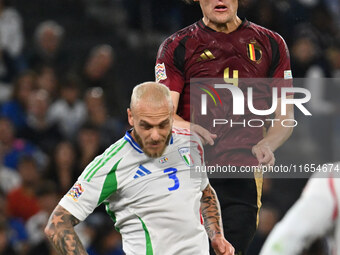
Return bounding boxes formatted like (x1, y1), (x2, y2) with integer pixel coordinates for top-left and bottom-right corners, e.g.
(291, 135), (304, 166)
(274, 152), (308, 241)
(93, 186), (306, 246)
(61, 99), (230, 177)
(130, 129), (142, 148)
(130, 129), (137, 142)
(203, 16), (242, 34)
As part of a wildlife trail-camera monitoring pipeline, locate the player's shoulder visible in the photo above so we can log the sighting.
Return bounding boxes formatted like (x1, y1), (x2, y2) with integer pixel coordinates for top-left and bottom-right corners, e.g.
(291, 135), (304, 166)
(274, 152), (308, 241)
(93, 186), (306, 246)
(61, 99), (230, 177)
(79, 136), (129, 182)
(246, 20), (286, 44)
(101, 136), (130, 161)
(171, 127), (202, 146)
(165, 22), (200, 43)
(172, 127), (193, 137)
(157, 22), (199, 57)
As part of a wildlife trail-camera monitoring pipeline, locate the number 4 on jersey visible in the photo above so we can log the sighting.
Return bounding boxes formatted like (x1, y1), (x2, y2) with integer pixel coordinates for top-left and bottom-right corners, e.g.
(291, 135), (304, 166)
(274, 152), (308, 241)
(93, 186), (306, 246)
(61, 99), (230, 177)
(224, 67), (239, 87)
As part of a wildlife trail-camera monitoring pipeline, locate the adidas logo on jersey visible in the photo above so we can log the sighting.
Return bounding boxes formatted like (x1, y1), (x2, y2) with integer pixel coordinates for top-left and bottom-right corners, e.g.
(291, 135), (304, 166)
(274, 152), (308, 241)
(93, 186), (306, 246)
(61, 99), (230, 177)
(197, 49), (215, 62)
(133, 165), (152, 179)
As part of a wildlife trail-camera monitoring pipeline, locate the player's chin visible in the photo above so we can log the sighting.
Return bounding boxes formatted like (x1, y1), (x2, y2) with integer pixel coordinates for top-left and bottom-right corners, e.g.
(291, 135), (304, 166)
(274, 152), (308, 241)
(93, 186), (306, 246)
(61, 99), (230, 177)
(212, 13), (232, 24)
(144, 146), (166, 158)
(145, 151), (163, 158)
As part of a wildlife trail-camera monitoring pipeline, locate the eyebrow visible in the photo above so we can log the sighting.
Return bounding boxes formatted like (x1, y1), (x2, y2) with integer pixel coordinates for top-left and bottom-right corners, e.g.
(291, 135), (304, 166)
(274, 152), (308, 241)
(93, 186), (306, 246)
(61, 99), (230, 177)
(139, 118), (170, 127)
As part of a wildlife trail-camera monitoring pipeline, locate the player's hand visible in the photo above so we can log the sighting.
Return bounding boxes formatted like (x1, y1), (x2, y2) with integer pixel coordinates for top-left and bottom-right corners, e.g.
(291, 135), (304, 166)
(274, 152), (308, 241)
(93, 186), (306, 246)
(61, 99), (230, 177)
(211, 235), (235, 255)
(252, 142), (275, 168)
(192, 124), (217, 146)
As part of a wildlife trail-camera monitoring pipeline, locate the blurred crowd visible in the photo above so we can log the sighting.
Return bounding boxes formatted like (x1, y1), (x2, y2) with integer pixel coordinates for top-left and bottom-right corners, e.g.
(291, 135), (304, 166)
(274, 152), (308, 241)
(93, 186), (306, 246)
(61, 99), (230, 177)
(0, 0), (340, 254)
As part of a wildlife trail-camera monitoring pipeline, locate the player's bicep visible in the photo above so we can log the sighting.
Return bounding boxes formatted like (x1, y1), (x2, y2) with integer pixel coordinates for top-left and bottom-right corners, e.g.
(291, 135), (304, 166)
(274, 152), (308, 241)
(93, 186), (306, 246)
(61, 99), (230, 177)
(270, 33), (292, 78)
(200, 172), (209, 192)
(171, 91), (180, 113)
(156, 39), (185, 92)
(201, 183), (212, 196)
(275, 96), (294, 119)
(48, 205), (81, 228)
(45, 204), (88, 255)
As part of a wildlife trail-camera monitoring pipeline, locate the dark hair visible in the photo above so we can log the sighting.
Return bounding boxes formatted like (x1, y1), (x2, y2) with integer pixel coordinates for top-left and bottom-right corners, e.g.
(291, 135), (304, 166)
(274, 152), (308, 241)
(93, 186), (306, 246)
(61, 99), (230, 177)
(11, 70), (37, 101)
(79, 122), (99, 133)
(18, 155), (37, 167)
(60, 74), (81, 90)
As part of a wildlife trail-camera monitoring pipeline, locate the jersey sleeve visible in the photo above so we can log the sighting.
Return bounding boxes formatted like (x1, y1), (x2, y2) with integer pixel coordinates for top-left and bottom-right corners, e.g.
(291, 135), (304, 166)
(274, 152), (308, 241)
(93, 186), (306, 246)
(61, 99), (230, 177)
(267, 32), (293, 97)
(190, 132), (209, 191)
(59, 150), (122, 221)
(260, 177), (335, 255)
(155, 37), (185, 93)
(200, 168), (209, 191)
(267, 32), (292, 80)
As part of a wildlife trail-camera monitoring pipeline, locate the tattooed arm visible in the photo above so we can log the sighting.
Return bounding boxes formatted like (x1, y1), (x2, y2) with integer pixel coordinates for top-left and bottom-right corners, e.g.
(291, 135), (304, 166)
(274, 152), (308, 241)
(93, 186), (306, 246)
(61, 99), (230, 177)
(201, 184), (235, 255)
(44, 205), (88, 255)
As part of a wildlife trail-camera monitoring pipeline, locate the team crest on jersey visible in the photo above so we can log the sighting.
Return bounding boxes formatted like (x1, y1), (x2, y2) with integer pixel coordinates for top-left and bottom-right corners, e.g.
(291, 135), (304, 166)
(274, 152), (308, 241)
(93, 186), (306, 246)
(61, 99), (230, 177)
(247, 41), (262, 63)
(67, 183), (84, 202)
(155, 63), (167, 82)
(178, 147), (194, 167)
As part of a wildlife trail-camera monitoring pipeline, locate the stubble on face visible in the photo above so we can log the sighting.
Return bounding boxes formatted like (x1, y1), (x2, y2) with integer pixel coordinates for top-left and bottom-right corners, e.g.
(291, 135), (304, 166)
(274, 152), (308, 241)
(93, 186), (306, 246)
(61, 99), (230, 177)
(133, 128), (172, 158)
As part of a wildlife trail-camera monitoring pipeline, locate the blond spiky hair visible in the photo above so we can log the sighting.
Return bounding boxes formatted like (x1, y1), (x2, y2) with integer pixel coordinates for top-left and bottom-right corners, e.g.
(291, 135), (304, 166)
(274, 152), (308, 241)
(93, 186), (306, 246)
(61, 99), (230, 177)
(130, 82), (173, 112)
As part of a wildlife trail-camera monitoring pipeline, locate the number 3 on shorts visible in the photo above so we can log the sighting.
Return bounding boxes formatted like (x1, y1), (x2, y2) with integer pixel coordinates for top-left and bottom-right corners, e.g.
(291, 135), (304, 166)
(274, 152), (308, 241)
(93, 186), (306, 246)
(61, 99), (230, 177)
(164, 168), (180, 191)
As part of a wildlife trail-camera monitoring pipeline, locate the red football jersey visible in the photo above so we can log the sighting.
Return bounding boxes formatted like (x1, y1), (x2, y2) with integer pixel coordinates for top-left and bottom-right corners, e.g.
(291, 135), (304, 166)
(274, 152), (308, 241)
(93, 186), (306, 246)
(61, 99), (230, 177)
(155, 19), (292, 166)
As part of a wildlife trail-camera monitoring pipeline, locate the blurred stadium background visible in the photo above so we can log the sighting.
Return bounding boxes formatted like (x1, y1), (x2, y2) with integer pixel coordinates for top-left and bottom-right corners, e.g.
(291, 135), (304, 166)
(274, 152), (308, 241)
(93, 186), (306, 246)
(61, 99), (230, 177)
(0, 0), (339, 254)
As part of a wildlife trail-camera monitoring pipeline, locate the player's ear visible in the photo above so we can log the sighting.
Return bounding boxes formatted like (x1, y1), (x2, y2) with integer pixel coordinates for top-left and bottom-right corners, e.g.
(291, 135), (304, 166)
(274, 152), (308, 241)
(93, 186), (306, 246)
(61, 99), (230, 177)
(127, 108), (134, 127)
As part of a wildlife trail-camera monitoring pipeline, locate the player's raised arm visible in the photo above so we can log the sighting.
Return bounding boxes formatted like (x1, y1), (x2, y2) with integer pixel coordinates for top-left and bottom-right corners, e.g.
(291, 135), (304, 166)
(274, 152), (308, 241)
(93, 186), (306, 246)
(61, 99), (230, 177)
(44, 205), (87, 255)
(155, 34), (216, 146)
(171, 90), (216, 145)
(201, 184), (235, 255)
(170, 91), (189, 128)
(252, 96), (294, 167)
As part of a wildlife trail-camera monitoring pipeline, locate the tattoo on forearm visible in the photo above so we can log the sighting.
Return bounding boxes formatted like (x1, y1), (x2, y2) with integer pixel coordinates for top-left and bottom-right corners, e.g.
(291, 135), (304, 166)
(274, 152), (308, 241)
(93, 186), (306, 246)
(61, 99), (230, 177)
(46, 205), (87, 255)
(201, 185), (223, 239)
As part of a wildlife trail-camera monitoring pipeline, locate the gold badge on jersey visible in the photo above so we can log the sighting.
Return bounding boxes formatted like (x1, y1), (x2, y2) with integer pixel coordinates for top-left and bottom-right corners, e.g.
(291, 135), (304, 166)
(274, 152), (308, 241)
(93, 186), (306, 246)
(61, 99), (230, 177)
(247, 40), (262, 63)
